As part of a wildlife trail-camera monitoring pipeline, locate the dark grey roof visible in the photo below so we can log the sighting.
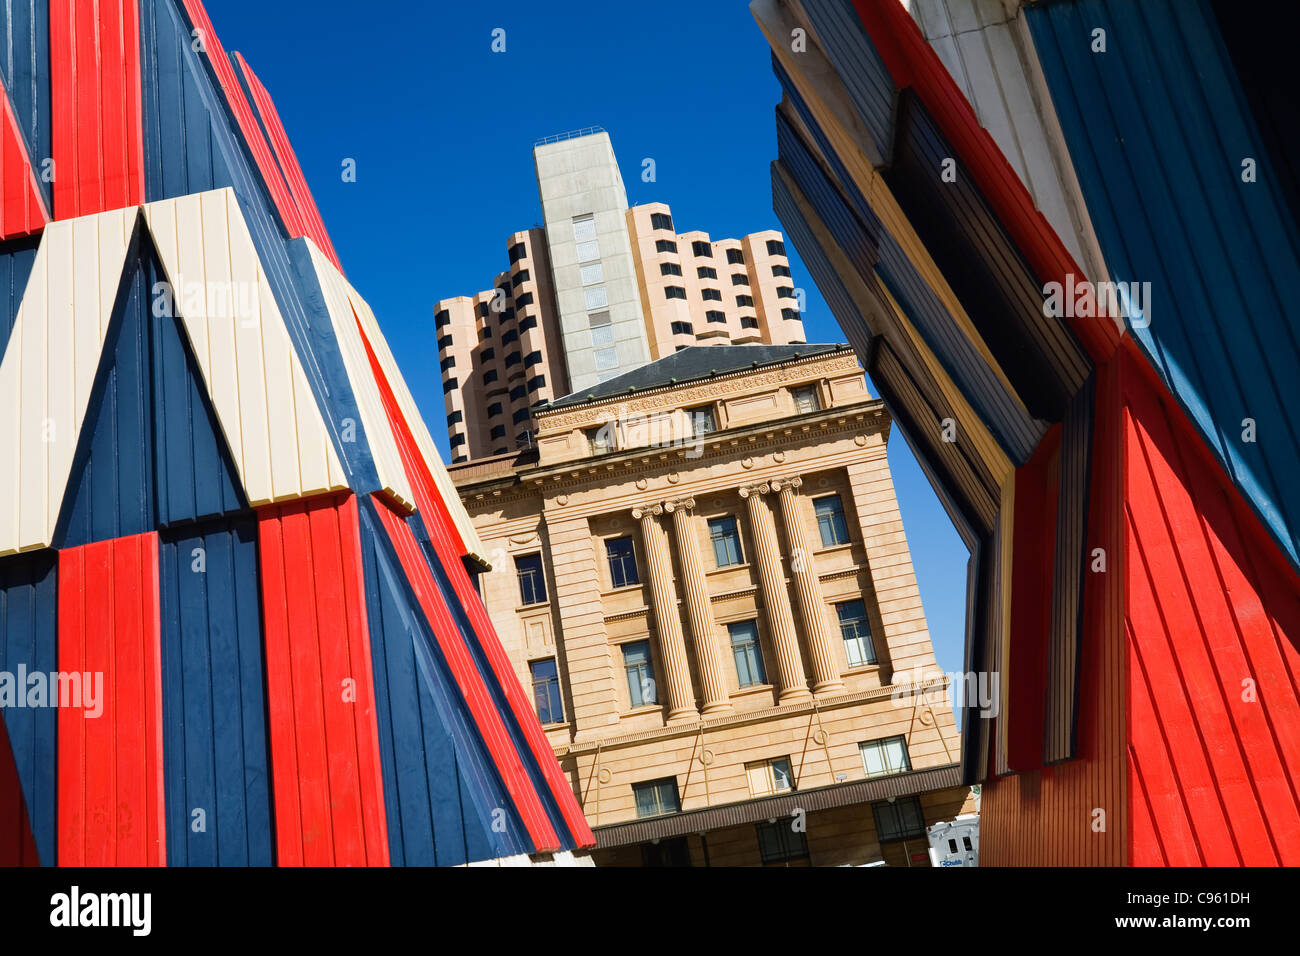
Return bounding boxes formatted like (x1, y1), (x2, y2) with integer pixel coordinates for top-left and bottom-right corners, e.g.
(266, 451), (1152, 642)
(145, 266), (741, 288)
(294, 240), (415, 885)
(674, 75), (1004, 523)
(542, 343), (850, 410)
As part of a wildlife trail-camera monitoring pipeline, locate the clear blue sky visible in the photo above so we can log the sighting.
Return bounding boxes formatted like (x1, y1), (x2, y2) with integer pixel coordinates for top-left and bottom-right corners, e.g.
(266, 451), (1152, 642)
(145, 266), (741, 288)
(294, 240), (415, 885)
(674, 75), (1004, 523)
(206, 0), (969, 679)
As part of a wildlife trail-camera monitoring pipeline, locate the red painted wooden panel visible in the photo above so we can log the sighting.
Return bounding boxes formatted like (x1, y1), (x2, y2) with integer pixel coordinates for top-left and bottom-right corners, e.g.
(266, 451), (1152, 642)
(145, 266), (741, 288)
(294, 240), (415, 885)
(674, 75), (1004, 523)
(371, 494), (561, 853)
(0, 715), (40, 865)
(234, 53), (341, 272)
(49, 0), (145, 219)
(0, 78), (50, 238)
(356, 315), (595, 847)
(980, 357), (1127, 865)
(180, 0), (305, 240)
(57, 533), (165, 866)
(849, 0), (1118, 362)
(1006, 426), (1060, 772)
(257, 492), (389, 866)
(1122, 348), (1300, 866)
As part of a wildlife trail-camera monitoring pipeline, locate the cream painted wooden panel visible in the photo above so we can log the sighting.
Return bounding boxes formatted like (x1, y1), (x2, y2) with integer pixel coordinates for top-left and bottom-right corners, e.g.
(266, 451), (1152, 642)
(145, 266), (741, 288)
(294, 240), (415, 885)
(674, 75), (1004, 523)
(0, 207), (137, 556)
(301, 238), (415, 512)
(346, 280), (488, 565)
(141, 188), (347, 506)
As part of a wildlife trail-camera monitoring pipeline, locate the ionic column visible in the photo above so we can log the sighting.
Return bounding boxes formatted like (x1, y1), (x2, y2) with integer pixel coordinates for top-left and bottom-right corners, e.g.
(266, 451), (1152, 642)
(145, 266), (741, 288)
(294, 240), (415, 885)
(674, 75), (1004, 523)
(773, 477), (844, 696)
(739, 483), (810, 702)
(664, 498), (731, 715)
(631, 504), (698, 722)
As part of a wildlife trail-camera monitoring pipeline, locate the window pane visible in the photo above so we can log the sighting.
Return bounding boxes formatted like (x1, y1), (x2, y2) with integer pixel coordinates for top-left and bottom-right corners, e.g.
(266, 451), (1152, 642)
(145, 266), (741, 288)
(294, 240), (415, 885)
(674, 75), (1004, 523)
(771, 758), (793, 791)
(515, 554), (547, 605)
(606, 537), (639, 588)
(709, 517), (743, 567)
(530, 658), (563, 724)
(729, 620), (765, 687)
(815, 495), (850, 547)
(624, 641), (656, 707)
(572, 214), (596, 242)
(837, 600), (876, 666)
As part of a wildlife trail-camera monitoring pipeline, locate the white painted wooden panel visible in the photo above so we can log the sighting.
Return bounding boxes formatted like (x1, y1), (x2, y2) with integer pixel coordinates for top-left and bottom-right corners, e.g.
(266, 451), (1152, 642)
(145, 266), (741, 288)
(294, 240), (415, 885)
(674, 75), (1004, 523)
(0, 207), (136, 556)
(301, 238), (415, 512)
(141, 188), (348, 506)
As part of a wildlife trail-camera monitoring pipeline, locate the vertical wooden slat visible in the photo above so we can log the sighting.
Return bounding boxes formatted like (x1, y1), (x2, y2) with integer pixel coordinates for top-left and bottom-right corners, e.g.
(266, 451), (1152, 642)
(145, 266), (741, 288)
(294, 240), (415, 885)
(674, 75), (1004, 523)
(57, 532), (164, 866)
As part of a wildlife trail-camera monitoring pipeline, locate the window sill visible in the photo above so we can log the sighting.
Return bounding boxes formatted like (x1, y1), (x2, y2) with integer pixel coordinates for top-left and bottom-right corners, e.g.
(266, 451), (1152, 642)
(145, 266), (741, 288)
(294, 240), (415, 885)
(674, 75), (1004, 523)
(540, 721), (570, 732)
(844, 664), (881, 676)
(602, 583), (644, 598)
(621, 705), (664, 720)
(706, 562), (751, 576)
(814, 542), (854, 556)
(730, 683), (775, 700)
(517, 601), (551, 613)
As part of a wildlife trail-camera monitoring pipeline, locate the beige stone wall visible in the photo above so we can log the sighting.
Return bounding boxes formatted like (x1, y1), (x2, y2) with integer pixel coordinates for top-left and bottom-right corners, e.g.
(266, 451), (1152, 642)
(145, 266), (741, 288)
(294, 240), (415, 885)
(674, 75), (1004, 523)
(453, 349), (966, 861)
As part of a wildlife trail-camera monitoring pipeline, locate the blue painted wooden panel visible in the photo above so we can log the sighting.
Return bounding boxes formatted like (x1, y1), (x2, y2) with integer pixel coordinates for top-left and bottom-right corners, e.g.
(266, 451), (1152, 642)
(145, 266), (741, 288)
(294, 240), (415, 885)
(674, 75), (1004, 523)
(54, 222), (245, 548)
(0, 0), (51, 210)
(356, 498), (531, 865)
(0, 233), (37, 361)
(794, 0), (895, 167)
(884, 93), (1092, 415)
(774, 94), (1045, 466)
(139, 0), (382, 504)
(158, 516), (273, 865)
(1027, 0), (1300, 569)
(409, 510), (577, 849)
(0, 549), (56, 865)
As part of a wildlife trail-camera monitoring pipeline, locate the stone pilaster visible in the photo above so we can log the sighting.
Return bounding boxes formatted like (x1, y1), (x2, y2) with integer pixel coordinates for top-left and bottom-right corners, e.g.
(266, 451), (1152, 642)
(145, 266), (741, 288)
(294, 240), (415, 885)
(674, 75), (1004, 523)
(632, 503), (698, 722)
(773, 477), (844, 696)
(739, 482), (810, 702)
(664, 497), (732, 715)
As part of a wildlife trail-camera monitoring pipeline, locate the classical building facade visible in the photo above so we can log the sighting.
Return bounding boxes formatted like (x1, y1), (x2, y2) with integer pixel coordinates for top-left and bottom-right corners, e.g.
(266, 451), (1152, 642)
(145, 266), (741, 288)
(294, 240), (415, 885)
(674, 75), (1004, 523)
(450, 344), (975, 866)
(436, 129), (808, 463)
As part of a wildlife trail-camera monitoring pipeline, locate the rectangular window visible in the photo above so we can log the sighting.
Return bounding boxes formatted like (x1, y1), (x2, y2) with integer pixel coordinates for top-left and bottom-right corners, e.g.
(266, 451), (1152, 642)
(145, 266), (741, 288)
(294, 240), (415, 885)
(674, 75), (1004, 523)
(489, 425), (505, 439)
(442, 377), (458, 393)
(709, 516), (743, 567)
(705, 310), (726, 324)
(781, 308), (801, 321)
(664, 286), (687, 300)
(793, 385), (820, 414)
(670, 321), (694, 335)
(872, 796), (925, 841)
(697, 266), (717, 279)
(519, 314), (537, 331)
(772, 264), (791, 277)
(572, 214), (596, 242)
(692, 240), (713, 257)
(580, 263), (604, 286)
(735, 295), (754, 308)
(727, 248), (745, 265)
(860, 736), (911, 778)
(728, 620), (766, 688)
(502, 329), (518, 345)
(756, 820), (809, 864)
(440, 355), (455, 370)
(576, 239), (600, 262)
(655, 239), (678, 254)
(435, 309), (451, 327)
(515, 553), (547, 606)
(746, 756), (795, 797)
(623, 641), (657, 708)
(766, 239), (786, 256)
(512, 408), (530, 424)
(487, 403), (502, 417)
(777, 286), (795, 299)
(606, 536), (639, 588)
(594, 346), (619, 372)
(514, 292), (534, 307)
(511, 269), (530, 287)
(526, 375), (547, 393)
(449, 433), (465, 448)
(688, 405), (716, 436)
(632, 777), (678, 818)
(660, 262), (682, 277)
(584, 286), (608, 310)
(437, 334), (453, 351)
(482, 369), (497, 384)
(650, 212), (674, 231)
(740, 315), (759, 329)
(837, 599), (876, 667)
(731, 274), (749, 287)
(508, 242), (527, 263)
(587, 426), (613, 455)
(524, 351), (543, 367)
(701, 288), (722, 301)
(505, 351), (521, 367)
(814, 494), (850, 546)
(530, 658), (564, 725)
